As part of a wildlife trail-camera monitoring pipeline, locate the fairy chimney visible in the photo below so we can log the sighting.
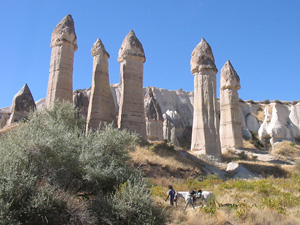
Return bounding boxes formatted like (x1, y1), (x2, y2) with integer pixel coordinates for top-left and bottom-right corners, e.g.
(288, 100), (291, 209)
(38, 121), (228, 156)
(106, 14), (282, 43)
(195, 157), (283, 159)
(7, 84), (36, 125)
(86, 38), (116, 131)
(45, 14), (78, 108)
(117, 30), (147, 140)
(190, 38), (221, 159)
(220, 60), (243, 150)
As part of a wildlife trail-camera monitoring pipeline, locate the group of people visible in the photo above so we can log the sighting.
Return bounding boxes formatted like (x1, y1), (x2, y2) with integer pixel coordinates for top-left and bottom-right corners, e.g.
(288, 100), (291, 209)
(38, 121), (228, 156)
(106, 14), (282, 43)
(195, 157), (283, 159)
(165, 185), (202, 206)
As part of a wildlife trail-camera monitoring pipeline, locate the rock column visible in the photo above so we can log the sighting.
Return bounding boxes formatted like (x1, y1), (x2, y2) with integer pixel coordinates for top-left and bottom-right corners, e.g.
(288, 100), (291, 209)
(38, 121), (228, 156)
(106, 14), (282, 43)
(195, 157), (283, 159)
(45, 14), (78, 108)
(144, 87), (163, 141)
(86, 39), (116, 131)
(190, 38), (221, 158)
(220, 60), (243, 150)
(117, 30), (147, 140)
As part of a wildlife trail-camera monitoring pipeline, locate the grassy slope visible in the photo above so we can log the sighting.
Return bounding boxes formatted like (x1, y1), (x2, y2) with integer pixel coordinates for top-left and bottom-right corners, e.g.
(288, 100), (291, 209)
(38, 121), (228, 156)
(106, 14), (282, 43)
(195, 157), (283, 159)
(130, 141), (300, 225)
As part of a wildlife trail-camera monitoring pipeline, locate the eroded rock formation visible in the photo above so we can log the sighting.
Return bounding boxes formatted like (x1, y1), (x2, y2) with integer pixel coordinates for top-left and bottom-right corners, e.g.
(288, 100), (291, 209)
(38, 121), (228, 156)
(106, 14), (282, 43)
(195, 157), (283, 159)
(117, 30), (147, 139)
(86, 38), (116, 131)
(144, 87), (163, 141)
(190, 38), (221, 158)
(220, 60), (243, 151)
(7, 84), (36, 125)
(45, 14), (78, 108)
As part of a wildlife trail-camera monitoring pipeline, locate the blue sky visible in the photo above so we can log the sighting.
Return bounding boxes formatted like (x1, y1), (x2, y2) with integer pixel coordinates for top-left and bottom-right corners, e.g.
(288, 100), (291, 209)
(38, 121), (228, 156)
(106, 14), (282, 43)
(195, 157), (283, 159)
(0, 0), (299, 108)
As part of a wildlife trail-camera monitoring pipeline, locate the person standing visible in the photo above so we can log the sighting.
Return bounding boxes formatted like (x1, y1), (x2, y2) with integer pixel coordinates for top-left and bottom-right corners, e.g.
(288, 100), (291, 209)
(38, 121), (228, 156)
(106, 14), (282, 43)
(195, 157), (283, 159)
(165, 185), (176, 206)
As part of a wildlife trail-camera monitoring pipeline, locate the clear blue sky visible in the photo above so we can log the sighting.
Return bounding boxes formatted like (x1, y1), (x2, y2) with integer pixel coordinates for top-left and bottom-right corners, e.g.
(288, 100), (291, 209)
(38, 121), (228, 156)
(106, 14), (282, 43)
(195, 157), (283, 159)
(0, 0), (299, 108)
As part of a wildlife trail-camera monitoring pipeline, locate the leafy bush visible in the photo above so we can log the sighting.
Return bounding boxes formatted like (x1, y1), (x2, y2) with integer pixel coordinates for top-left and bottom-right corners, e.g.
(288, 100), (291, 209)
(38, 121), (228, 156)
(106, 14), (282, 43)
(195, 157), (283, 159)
(0, 102), (162, 224)
(111, 172), (165, 225)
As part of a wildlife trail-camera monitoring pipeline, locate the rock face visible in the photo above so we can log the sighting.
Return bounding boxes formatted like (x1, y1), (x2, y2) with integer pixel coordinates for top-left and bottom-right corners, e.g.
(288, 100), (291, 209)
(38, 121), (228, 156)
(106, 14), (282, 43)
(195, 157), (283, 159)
(219, 61), (243, 151)
(258, 102), (294, 146)
(144, 87), (163, 141)
(45, 14), (78, 108)
(7, 84), (36, 125)
(73, 89), (89, 119)
(86, 39), (116, 131)
(190, 39), (221, 158)
(117, 30), (147, 139)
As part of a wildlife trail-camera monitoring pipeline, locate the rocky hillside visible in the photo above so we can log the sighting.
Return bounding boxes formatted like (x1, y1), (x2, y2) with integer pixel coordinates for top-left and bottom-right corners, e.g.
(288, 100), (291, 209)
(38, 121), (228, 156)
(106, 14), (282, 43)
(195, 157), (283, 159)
(1, 84), (299, 151)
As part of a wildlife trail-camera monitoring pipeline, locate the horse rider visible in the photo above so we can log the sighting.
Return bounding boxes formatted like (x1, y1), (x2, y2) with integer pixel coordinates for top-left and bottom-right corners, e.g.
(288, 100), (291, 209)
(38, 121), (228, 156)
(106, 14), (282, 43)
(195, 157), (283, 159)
(189, 189), (202, 202)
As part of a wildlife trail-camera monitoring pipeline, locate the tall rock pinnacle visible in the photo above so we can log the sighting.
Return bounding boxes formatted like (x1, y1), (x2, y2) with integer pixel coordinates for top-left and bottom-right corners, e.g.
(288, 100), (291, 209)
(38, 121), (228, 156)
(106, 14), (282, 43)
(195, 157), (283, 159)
(117, 30), (147, 140)
(86, 38), (116, 131)
(220, 60), (243, 150)
(45, 14), (77, 108)
(190, 38), (221, 159)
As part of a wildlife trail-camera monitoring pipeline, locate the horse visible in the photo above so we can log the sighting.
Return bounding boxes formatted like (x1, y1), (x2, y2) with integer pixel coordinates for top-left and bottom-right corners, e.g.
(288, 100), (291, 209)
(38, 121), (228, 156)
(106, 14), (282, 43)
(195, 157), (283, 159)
(175, 191), (216, 210)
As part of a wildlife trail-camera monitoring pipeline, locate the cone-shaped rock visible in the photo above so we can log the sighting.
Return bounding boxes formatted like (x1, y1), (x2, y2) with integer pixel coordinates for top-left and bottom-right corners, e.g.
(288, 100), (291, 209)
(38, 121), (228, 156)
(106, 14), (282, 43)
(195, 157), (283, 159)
(220, 60), (241, 90)
(8, 84), (36, 124)
(191, 38), (217, 74)
(117, 30), (147, 139)
(220, 60), (243, 150)
(46, 14), (77, 108)
(86, 38), (116, 131)
(190, 38), (221, 159)
(118, 30), (145, 63)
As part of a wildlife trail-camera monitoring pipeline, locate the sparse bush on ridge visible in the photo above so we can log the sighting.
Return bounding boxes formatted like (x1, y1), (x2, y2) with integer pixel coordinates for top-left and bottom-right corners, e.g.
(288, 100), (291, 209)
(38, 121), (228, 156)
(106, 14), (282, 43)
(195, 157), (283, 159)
(0, 102), (165, 224)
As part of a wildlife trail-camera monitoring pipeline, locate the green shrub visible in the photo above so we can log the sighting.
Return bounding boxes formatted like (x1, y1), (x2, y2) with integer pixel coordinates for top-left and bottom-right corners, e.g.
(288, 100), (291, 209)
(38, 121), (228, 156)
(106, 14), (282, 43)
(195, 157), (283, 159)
(80, 125), (138, 193)
(0, 102), (159, 224)
(111, 172), (165, 225)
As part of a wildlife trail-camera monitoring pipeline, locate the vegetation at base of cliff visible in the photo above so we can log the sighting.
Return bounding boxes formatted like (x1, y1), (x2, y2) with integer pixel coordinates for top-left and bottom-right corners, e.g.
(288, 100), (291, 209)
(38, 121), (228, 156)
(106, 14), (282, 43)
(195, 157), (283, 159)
(0, 102), (165, 225)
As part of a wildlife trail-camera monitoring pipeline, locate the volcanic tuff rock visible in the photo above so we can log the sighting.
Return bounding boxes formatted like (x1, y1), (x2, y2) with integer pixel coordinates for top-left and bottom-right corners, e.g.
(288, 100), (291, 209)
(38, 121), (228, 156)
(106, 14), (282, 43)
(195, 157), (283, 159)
(86, 38), (116, 131)
(220, 61), (243, 151)
(7, 84), (36, 125)
(117, 30), (147, 140)
(144, 87), (163, 141)
(190, 38), (221, 158)
(1, 86), (300, 150)
(45, 14), (77, 108)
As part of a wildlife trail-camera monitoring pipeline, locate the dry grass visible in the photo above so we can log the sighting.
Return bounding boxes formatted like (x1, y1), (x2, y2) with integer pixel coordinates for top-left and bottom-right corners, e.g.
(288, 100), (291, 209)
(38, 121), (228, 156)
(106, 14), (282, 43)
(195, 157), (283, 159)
(162, 175), (300, 224)
(243, 140), (257, 149)
(255, 107), (266, 123)
(273, 141), (300, 158)
(130, 141), (300, 224)
(254, 105), (273, 123)
(129, 143), (205, 185)
(0, 123), (19, 137)
(130, 145), (195, 171)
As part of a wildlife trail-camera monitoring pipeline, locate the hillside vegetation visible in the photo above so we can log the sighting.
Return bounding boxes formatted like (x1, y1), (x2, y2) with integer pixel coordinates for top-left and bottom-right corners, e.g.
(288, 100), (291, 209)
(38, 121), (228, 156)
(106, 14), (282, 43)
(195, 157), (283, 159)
(0, 102), (164, 225)
(1, 102), (300, 224)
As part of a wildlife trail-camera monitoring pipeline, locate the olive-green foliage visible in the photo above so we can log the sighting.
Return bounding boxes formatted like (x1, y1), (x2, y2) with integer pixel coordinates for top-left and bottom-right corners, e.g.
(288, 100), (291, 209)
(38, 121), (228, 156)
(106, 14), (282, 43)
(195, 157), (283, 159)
(111, 172), (165, 225)
(0, 102), (164, 224)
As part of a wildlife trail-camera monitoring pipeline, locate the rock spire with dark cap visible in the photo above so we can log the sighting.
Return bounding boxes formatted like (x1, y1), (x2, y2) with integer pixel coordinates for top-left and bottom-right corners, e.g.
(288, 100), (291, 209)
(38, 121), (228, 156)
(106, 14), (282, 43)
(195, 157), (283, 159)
(46, 14), (77, 108)
(91, 38), (109, 57)
(220, 60), (243, 150)
(86, 38), (116, 131)
(190, 38), (217, 74)
(190, 38), (221, 159)
(117, 30), (147, 140)
(50, 14), (78, 50)
(220, 60), (241, 90)
(118, 30), (146, 62)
